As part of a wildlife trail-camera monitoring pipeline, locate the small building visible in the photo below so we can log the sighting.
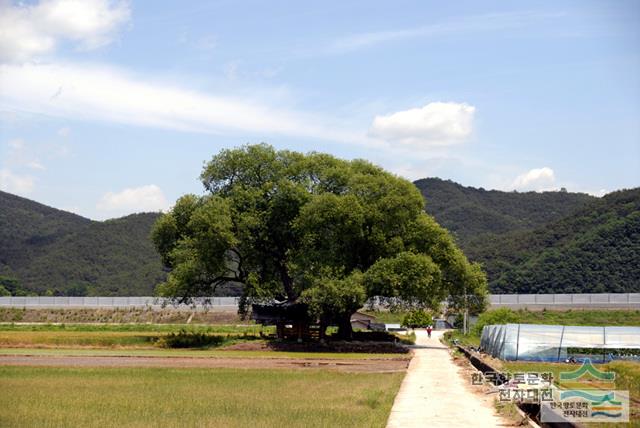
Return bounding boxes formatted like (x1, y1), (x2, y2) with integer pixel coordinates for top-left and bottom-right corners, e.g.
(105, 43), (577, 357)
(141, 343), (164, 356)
(251, 302), (314, 340)
(350, 311), (376, 330)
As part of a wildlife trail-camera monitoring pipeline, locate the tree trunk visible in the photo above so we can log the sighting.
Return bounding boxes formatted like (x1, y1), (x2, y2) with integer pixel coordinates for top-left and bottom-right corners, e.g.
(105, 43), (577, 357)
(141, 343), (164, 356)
(336, 314), (353, 340)
(319, 321), (327, 342)
(278, 263), (297, 302)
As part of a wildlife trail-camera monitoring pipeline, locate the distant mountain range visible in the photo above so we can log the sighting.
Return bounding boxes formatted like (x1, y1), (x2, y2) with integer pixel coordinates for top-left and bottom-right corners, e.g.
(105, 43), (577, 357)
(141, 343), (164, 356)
(416, 178), (640, 293)
(1, 179), (638, 296)
(0, 190), (165, 296)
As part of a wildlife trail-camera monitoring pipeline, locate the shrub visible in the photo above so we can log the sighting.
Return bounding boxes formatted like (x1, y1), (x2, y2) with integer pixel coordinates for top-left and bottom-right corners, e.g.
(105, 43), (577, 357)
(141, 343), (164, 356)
(401, 310), (433, 328)
(350, 331), (397, 342)
(158, 329), (225, 348)
(472, 308), (519, 336)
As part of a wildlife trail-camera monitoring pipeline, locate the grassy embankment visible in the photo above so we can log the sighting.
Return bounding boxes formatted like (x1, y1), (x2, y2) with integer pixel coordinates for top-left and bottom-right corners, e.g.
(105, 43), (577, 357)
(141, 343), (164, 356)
(0, 307), (240, 324)
(0, 366), (404, 428)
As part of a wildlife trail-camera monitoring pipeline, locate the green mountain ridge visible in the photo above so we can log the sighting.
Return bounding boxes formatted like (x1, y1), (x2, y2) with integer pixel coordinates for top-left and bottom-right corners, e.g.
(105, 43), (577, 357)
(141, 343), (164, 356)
(416, 178), (640, 294)
(2, 179), (638, 296)
(0, 190), (165, 296)
(414, 178), (596, 241)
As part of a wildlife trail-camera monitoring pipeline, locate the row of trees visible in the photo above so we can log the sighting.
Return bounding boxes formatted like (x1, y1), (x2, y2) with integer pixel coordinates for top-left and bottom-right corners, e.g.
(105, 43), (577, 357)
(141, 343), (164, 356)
(153, 144), (487, 338)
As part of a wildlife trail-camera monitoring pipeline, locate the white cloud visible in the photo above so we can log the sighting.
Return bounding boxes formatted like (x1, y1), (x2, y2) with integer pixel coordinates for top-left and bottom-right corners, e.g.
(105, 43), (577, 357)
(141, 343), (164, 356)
(0, 0), (130, 63)
(57, 126), (71, 137)
(0, 169), (35, 195)
(326, 11), (562, 54)
(26, 161), (46, 170)
(512, 167), (556, 191)
(8, 138), (25, 150)
(195, 35), (217, 51)
(0, 62), (363, 143)
(97, 185), (170, 214)
(369, 102), (475, 148)
(4, 138), (47, 171)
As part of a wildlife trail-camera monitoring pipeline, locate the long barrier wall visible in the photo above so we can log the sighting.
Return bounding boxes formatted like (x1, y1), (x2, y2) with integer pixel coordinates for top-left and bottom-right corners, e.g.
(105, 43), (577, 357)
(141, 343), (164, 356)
(489, 293), (640, 309)
(0, 296), (239, 310)
(0, 293), (638, 309)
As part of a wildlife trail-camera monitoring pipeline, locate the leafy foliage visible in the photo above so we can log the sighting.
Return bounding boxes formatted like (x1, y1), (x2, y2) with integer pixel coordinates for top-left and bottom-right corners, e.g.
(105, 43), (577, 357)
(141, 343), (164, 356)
(0, 276), (31, 296)
(401, 310), (434, 328)
(472, 307), (520, 336)
(153, 145), (488, 336)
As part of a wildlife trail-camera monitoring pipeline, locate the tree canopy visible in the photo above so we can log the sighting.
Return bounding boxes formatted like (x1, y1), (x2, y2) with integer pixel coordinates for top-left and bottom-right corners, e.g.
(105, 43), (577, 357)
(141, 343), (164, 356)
(152, 144), (487, 336)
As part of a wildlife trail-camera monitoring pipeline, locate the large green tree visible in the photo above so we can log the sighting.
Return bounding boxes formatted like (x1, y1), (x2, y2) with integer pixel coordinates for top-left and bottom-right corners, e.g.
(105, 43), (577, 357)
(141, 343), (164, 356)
(152, 144), (487, 337)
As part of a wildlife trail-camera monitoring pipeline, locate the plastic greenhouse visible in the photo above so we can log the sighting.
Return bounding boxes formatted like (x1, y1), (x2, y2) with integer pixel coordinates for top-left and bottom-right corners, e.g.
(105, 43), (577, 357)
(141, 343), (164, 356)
(480, 324), (640, 362)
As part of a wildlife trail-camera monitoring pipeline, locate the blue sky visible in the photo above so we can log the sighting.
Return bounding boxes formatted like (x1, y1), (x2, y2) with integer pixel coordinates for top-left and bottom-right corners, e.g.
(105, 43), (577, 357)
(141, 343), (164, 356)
(1, 0), (638, 220)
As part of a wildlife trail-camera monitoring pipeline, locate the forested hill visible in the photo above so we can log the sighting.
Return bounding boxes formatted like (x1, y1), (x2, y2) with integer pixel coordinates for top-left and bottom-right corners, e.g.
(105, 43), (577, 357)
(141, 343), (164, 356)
(414, 178), (596, 242)
(3, 180), (638, 296)
(466, 188), (640, 294)
(0, 190), (166, 296)
(415, 179), (640, 294)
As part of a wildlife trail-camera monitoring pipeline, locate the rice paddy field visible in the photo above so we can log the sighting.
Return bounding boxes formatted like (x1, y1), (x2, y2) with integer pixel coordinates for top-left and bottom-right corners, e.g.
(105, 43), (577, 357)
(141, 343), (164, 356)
(0, 318), (409, 427)
(0, 366), (404, 428)
(0, 323), (269, 348)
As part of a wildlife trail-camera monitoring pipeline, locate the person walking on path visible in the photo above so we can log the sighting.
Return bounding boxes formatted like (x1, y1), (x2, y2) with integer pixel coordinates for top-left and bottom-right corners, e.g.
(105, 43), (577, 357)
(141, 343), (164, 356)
(426, 325), (432, 338)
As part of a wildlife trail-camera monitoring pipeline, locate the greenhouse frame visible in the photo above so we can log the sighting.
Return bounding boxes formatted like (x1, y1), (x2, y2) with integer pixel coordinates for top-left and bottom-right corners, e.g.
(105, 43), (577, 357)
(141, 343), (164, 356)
(480, 324), (640, 362)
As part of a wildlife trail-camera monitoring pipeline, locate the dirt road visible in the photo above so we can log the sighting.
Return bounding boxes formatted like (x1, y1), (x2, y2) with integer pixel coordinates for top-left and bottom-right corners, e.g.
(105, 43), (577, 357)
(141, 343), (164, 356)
(386, 330), (511, 427)
(0, 354), (408, 373)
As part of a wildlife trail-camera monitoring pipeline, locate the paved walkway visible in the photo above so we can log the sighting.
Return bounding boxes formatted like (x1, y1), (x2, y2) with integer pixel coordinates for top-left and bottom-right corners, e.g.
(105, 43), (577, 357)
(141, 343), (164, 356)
(386, 330), (510, 428)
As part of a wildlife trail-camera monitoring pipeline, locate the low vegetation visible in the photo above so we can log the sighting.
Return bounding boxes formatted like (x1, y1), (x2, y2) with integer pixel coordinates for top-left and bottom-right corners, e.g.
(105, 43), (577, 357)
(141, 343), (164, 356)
(0, 307), (241, 324)
(401, 310), (434, 328)
(0, 347), (409, 359)
(0, 322), (412, 352)
(0, 366), (404, 427)
(361, 310), (410, 324)
(0, 323), (268, 349)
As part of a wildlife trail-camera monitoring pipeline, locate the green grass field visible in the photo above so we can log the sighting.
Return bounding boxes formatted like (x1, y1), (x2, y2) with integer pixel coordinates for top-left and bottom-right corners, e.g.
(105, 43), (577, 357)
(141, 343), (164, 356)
(0, 322), (268, 333)
(0, 366), (404, 428)
(0, 347), (408, 359)
(361, 310), (409, 324)
(506, 309), (640, 326)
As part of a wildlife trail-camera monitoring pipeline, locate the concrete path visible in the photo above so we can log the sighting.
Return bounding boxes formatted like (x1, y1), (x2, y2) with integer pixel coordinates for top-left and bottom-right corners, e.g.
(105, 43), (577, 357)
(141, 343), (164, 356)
(386, 330), (510, 428)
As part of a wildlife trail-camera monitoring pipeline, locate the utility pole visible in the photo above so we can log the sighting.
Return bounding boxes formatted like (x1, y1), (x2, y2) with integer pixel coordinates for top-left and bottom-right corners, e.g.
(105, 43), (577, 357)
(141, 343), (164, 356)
(462, 286), (468, 335)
